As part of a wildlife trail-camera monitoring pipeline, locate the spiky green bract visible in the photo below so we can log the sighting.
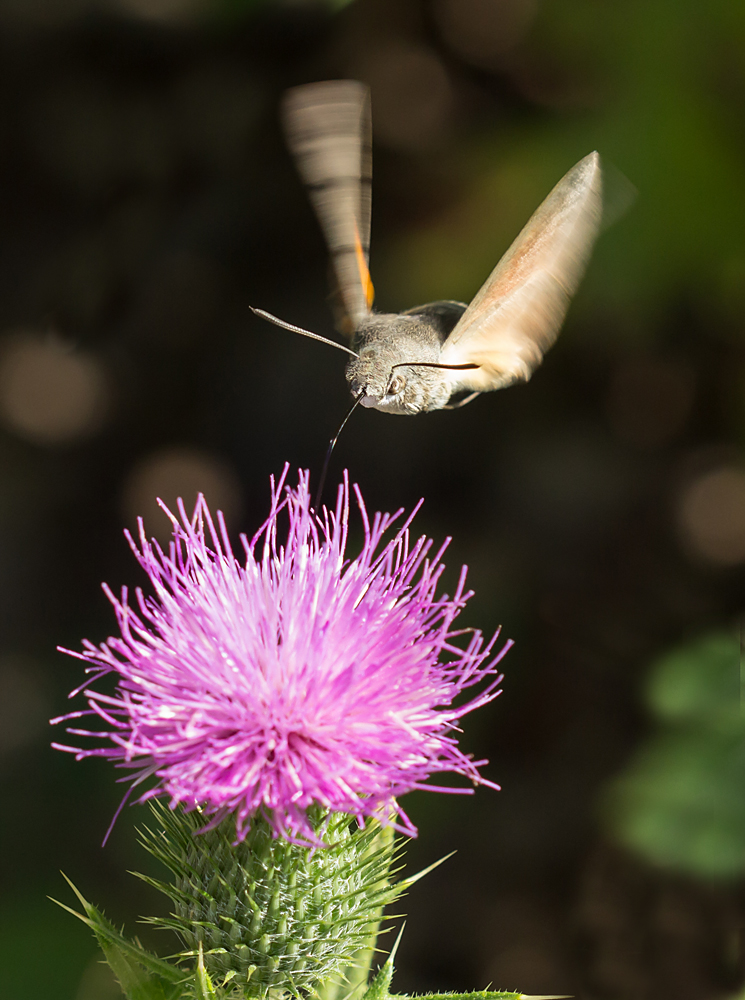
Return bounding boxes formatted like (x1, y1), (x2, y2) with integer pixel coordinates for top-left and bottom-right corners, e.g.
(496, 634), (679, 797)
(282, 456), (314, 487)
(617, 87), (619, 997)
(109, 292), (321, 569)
(136, 801), (405, 998)
(361, 937), (566, 1000)
(51, 875), (185, 1000)
(381, 994), (567, 1000)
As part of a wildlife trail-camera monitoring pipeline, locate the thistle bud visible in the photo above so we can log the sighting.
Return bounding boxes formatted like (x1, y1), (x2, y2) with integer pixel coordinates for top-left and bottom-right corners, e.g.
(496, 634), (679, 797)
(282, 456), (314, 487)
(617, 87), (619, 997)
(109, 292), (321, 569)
(137, 803), (401, 996)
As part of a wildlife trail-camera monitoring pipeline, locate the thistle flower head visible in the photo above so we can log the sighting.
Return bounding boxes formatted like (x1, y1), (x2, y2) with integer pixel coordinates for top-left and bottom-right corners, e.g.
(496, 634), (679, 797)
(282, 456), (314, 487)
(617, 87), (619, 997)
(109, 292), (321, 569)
(54, 469), (506, 844)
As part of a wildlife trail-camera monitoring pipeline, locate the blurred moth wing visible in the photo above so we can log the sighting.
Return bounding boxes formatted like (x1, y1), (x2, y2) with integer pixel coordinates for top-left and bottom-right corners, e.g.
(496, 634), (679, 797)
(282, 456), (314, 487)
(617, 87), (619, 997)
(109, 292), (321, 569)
(281, 81), (374, 336)
(438, 152), (603, 394)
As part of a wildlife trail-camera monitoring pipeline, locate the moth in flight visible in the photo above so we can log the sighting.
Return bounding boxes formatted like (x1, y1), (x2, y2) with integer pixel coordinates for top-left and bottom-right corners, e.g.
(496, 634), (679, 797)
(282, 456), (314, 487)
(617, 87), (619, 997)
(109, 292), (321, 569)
(256, 80), (602, 416)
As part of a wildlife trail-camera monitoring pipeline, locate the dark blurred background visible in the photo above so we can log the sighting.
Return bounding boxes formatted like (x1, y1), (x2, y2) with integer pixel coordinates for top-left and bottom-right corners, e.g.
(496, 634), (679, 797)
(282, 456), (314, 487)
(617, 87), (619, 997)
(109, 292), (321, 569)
(0, 1), (743, 998)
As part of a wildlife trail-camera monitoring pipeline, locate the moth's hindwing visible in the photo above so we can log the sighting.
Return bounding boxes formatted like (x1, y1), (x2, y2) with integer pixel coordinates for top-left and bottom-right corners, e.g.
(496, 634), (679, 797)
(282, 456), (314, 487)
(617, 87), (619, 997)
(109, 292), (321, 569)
(282, 81), (374, 337)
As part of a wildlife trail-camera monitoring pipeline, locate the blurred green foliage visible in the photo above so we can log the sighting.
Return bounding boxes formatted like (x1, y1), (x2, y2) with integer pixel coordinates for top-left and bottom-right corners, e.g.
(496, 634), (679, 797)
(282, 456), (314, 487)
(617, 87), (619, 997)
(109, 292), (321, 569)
(604, 630), (745, 879)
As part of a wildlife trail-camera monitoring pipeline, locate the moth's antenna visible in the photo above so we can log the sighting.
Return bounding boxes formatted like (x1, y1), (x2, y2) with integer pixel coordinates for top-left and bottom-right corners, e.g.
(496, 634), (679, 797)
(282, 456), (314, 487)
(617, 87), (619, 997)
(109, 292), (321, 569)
(390, 361), (480, 373)
(384, 360), (482, 408)
(314, 391), (364, 512)
(386, 360), (480, 394)
(251, 307), (359, 358)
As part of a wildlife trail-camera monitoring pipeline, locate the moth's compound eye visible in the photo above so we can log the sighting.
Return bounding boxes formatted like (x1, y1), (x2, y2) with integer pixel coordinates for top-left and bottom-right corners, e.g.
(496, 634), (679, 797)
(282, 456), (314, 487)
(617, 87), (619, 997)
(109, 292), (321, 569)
(388, 375), (406, 395)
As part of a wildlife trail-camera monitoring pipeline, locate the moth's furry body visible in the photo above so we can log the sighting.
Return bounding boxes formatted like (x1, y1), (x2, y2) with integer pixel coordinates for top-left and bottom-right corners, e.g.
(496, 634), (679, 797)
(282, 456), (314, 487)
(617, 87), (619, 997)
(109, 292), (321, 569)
(278, 80), (603, 416)
(347, 303), (465, 414)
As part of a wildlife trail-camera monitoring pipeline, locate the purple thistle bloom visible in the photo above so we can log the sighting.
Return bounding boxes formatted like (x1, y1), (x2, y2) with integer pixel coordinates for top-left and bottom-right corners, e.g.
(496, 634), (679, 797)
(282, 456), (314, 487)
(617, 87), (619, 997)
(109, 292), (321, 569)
(53, 469), (508, 844)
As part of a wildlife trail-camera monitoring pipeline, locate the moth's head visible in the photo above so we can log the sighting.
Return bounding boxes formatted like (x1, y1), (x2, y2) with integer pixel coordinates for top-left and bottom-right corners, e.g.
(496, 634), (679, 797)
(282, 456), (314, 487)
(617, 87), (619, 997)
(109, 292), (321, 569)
(345, 313), (452, 415)
(348, 362), (419, 414)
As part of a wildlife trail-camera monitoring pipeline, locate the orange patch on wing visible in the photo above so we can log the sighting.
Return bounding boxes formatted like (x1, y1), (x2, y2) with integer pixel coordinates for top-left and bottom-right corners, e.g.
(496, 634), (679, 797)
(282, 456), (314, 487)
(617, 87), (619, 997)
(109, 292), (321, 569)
(353, 221), (374, 309)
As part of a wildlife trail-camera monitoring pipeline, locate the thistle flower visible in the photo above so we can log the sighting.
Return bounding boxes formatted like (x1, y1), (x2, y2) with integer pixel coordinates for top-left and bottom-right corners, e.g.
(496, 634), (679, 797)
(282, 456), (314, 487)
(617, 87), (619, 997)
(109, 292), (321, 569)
(54, 468), (506, 844)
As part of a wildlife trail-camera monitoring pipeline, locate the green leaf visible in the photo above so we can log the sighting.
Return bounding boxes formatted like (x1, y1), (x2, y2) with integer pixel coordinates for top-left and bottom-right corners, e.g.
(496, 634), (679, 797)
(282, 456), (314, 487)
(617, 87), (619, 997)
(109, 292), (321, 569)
(359, 929), (570, 1000)
(51, 874), (184, 1000)
(96, 939), (181, 1000)
(603, 629), (745, 878)
(645, 631), (740, 721)
(359, 923), (405, 1000)
(390, 994), (570, 1000)
(195, 944), (218, 1000)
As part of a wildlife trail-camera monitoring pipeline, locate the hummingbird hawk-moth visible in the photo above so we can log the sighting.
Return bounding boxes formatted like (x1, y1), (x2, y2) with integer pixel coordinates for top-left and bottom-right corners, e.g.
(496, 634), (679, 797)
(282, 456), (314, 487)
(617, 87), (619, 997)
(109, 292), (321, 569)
(255, 80), (602, 416)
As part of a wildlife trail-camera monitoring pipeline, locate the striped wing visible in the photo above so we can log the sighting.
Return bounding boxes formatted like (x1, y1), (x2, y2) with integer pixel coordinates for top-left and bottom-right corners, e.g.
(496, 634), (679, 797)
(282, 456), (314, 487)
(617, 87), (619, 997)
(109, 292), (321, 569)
(439, 152), (603, 390)
(282, 81), (374, 336)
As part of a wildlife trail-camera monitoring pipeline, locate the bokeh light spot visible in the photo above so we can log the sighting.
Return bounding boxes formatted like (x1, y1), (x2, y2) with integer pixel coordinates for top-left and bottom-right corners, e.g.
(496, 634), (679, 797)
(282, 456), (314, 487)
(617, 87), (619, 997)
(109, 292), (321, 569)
(676, 464), (745, 566)
(121, 446), (242, 543)
(0, 331), (109, 446)
(359, 42), (455, 151)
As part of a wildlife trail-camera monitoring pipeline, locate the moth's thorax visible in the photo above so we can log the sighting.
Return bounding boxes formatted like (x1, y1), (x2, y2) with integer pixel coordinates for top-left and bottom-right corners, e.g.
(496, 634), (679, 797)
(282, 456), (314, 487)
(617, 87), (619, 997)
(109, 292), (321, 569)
(345, 312), (452, 415)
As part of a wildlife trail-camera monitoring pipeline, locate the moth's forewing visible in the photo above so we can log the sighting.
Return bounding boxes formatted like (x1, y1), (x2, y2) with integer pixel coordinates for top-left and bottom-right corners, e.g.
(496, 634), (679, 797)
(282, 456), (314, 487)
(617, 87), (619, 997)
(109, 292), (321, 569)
(439, 152), (602, 391)
(281, 81), (374, 337)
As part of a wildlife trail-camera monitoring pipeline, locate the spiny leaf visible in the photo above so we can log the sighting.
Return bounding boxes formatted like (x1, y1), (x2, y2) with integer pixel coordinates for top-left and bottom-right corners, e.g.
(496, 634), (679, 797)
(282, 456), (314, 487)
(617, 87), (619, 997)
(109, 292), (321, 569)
(360, 923), (406, 1000)
(389, 994), (571, 1000)
(54, 875), (184, 984)
(52, 875), (185, 1000)
(195, 944), (218, 1000)
(398, 853), (456, 891)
